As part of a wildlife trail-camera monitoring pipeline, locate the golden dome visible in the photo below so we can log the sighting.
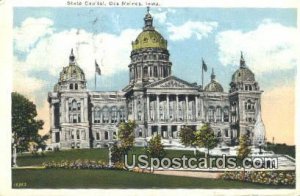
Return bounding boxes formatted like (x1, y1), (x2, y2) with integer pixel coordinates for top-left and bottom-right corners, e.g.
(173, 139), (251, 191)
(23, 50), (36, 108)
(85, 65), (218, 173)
(132, 30), (167, 50)
(132, 9), (167, 51)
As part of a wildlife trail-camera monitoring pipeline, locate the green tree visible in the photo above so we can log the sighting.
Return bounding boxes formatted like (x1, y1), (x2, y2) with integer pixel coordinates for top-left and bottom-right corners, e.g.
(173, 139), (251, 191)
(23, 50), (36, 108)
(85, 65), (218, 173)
(146, 135), (166, 160)
(179, 126), (196, 147)
(194, 123), (218, 156)
(118, 120), (137, 154)
(237, 134), (251, 160)
(111, 143), (125, 164)
(179, 126), (197, 155)
(12, 92), (45, 153)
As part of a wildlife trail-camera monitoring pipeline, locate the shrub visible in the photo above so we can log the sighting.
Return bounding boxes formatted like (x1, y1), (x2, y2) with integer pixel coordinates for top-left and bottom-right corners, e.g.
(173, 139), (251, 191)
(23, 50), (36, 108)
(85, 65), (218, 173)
(42, 159), (126, 170)
(221, 170), (295, 186)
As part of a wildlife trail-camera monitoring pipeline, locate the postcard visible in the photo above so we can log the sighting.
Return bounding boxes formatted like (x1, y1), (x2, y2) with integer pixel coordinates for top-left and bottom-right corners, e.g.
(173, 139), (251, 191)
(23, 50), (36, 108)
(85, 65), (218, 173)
(0, 0), (299, 195)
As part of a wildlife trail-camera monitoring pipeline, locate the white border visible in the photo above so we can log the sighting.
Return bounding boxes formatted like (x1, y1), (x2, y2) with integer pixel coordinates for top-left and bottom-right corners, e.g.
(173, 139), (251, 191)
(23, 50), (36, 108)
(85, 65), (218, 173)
(0, 0), (299, 195)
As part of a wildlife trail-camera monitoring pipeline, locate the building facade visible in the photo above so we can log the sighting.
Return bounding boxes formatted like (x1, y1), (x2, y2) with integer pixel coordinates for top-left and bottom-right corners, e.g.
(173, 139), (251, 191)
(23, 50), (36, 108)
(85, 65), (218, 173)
(48, 10), (265, 149)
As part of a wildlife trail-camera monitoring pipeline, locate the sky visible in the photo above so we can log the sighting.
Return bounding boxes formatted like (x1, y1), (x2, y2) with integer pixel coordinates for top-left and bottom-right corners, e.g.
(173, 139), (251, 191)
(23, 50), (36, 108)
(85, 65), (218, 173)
(13, 7), (297, 145)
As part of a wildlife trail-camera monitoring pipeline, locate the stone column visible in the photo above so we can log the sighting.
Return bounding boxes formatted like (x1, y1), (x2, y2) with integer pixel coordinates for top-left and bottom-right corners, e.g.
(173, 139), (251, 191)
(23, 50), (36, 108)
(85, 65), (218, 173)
(84, 97), (88, 122)
(167, 95), (170, 121)
(147, 95), (150, 121)
(176, 95), (179, 121)
(65, 99), (70, 123)
(221, 109), (224, 122)
(134, 98), (137, 120)
(195, 96), (198, 121)
(51, 104), (54, 128)
(91, 107), (94, 123)
(156, 95), (160, 122)
(185, 95), (189, 121)
(158, 126), (161, 137)
(63, 97), (67, 123)
(167, 125), (171, 139)
(81, 99), (84, 122)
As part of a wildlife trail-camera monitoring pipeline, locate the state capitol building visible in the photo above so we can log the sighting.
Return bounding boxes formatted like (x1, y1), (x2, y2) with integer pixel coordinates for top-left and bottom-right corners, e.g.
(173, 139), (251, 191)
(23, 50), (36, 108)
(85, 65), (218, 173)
(48, 10), (265, 149)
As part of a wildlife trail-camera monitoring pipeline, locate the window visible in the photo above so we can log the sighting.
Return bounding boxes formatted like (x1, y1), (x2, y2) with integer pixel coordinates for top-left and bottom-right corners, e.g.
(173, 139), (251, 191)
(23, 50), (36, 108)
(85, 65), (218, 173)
(224, 129), (229, 137)
(75, 83), (78, 90)
(104, 131), (109, 140)
(81, 130), (86, 140)
(76, 130), (80, 139)
(119, 107), (126, 122)
(154, 66), (158, 77)
(70, 83), (73, 90)
(78, 114), (81, 123)
(55, 132), (60, 143)
(111, 107), (118, 123)
(216, 107), (222, 122)
(94, 107), (101, 123)
(138, 129), (142, 137)
(102, 107), (109, 123)
(71, 131), (74, 139)
(143, 66), (148, 77)
(96, 132), (100, 140)
(208, 107), (214, 122)
(223, 107), (229, 122)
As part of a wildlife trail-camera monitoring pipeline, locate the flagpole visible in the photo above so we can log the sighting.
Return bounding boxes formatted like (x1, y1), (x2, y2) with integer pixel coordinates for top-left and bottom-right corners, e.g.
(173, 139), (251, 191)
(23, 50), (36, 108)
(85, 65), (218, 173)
(95, 71), (96, 90)
(202, 58), (204, 90)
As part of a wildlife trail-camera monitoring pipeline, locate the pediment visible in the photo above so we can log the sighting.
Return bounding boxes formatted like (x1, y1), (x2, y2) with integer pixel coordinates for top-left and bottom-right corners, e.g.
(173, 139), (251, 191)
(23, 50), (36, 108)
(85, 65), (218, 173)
(146, 76), (197, 89)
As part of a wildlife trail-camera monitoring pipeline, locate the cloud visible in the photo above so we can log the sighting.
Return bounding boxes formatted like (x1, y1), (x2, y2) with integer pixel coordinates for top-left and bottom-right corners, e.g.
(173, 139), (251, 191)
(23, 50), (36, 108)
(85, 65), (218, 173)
(150, 8), (176, 24)
(14, 17), (54, 52)
(13, 58), (46, 99)
(14, 17), (141, 80)
(216, 20), (298, 73)
(167, 21), (218, 41)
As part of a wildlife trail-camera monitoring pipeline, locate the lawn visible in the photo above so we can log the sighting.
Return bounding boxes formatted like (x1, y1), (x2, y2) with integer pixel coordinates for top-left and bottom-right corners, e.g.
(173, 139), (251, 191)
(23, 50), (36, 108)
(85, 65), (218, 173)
(17, 147), (197, 166)
(12, 169), (293, 189)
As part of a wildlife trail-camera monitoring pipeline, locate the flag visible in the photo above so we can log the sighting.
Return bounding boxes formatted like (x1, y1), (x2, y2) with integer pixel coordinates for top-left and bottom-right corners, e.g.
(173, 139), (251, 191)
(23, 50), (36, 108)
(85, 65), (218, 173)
(95, 60), (101, 75)
(202, 58), (207, 72)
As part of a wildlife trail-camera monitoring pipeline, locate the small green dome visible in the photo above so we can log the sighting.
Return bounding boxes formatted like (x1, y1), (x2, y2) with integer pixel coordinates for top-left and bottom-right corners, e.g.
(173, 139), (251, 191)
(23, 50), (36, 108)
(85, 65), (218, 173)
(59, 64), (85, 82)
(205, 69), (224, 92)
(232, 67), (255, 83)
(205, 81), (224, 92)
(232, 52), (255, 83)
(59, 49), (85, 82)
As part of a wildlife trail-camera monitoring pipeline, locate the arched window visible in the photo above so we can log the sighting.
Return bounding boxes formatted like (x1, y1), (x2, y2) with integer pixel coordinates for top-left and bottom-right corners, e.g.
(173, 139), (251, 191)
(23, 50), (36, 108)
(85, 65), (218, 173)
(216, 107), (222, 122)
(102, 107), (109, 123)
(111, 106), (118, 123)
(119, 107), (126, 122)
(81, 130), (86, 140)
(224, 129), (229, 137)
(76, 130), (80, 140)
(138, 129), (143, 137)
(208, 106), (214, 122)
(154, 66), (158, 77)
(69, 100), (81, 123)
(223, 107), (229, 122)
(94, 107), (101, 123)
(104, 131), (109, 140)
(70, 83), (73, 90)
(143, 66), (148, 77)
(72, 100), (77, 111)
(75, 83), (78, 90)
(96, 132), (100, 140)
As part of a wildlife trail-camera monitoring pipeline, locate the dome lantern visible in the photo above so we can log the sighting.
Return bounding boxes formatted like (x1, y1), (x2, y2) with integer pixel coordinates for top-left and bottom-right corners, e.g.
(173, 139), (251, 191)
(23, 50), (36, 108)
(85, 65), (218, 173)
(143, 7), (154, 31)
(204, 68), (224, 92)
